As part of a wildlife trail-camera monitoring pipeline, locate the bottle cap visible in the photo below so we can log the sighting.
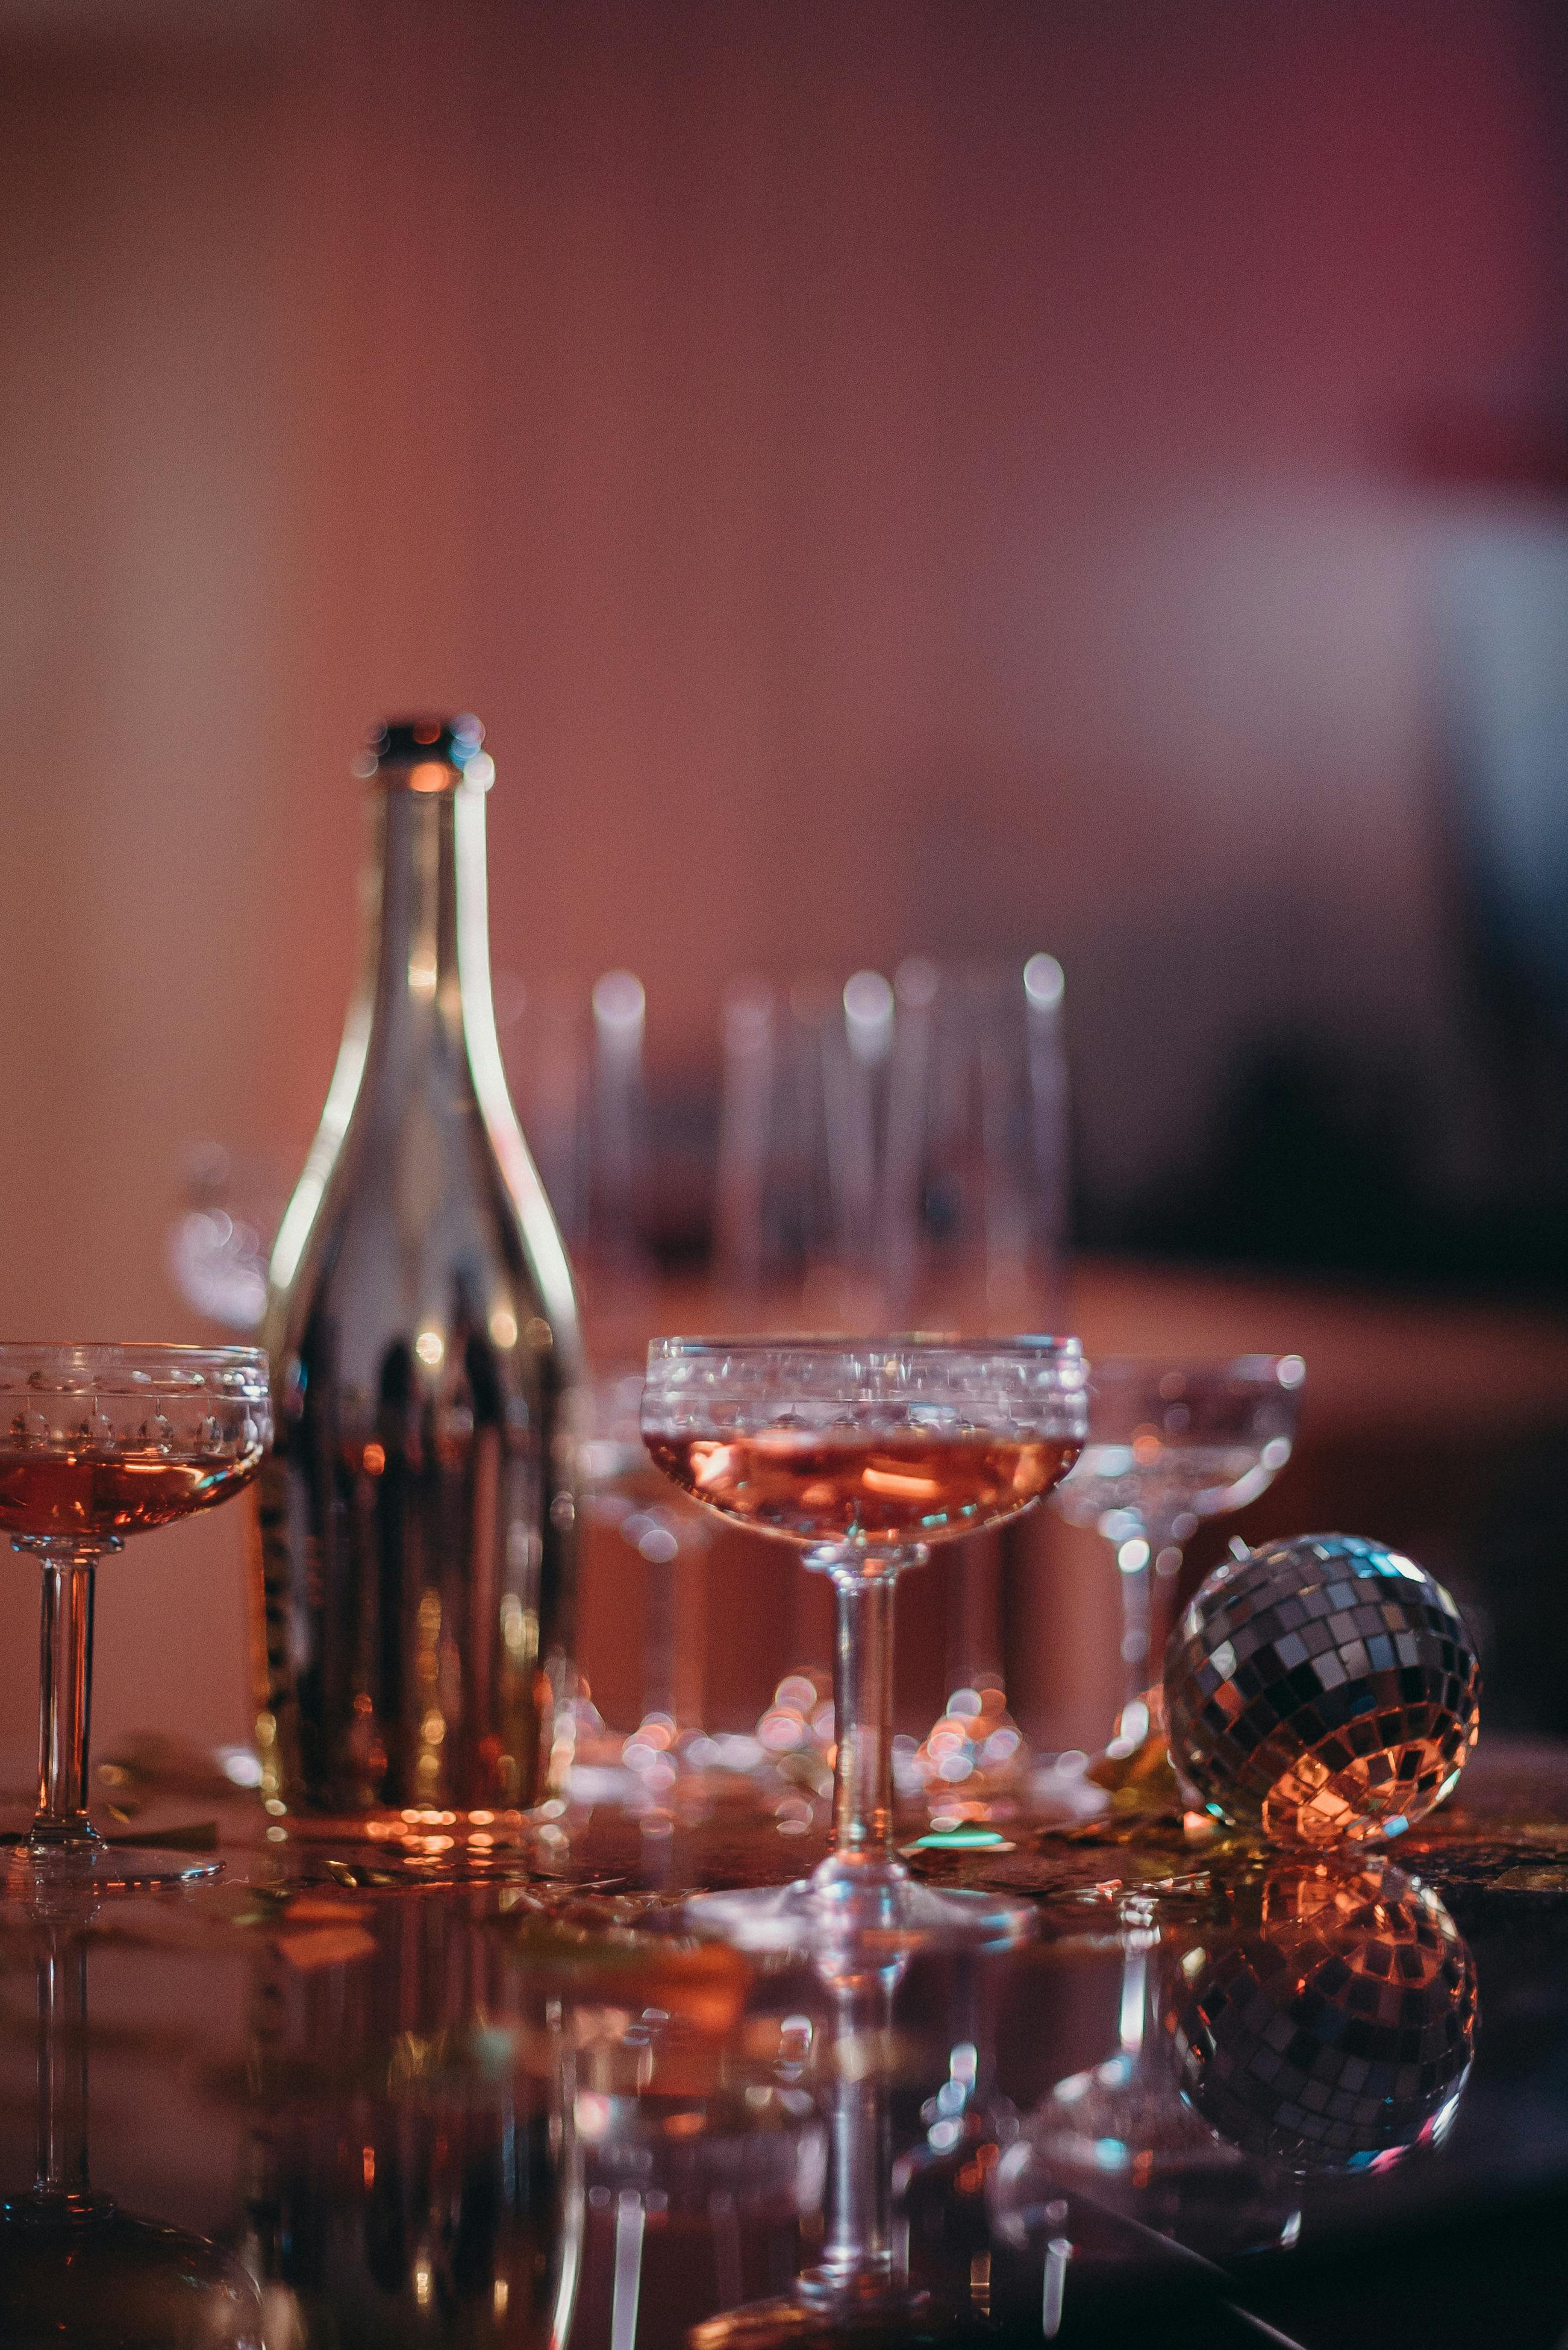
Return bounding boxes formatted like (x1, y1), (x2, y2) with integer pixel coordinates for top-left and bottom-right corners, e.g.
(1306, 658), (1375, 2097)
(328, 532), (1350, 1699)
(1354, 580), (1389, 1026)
(352, 716), (493, 789)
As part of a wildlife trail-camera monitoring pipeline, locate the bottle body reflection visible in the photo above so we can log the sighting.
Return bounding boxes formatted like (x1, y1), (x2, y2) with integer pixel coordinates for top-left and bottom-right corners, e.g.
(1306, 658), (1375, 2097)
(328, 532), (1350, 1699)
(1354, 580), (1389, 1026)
(245, 1899), (569, 2347)
(243, 1890), (828, 2350)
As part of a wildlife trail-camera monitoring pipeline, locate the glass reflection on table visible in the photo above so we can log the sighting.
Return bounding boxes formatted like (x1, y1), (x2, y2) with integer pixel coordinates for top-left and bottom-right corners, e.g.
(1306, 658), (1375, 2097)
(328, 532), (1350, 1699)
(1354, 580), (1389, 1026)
(0, 1887), (263, 2349)
(992, 1855), (1479, 2325)
(992, 1899), (1298, 2273)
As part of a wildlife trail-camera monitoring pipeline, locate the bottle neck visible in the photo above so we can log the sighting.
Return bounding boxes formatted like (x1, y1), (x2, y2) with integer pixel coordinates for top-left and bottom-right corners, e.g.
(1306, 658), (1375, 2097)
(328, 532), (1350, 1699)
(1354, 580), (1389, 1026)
(268, 762), (583, 1359)
(267, 771), (483, 1298)
(361, 780), (472, 1079)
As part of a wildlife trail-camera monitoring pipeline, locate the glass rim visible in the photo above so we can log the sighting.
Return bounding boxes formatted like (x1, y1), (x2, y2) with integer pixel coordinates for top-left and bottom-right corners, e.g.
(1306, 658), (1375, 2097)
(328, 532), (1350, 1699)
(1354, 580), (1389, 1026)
(1085, 1352), (1305, 1386)
(0, 1342), (270, 1392)
(647, 1333), (1083, 1359)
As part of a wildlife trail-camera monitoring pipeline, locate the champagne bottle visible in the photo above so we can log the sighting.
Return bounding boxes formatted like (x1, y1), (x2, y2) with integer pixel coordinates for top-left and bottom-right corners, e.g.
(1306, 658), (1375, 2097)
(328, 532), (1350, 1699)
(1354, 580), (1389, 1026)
(252, 716), (584, 1828)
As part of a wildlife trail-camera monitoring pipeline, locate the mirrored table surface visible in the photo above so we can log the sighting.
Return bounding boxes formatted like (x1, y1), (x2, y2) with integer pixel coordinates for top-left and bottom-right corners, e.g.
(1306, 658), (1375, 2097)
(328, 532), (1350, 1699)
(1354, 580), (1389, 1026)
(2, 1740), (1568, 2346)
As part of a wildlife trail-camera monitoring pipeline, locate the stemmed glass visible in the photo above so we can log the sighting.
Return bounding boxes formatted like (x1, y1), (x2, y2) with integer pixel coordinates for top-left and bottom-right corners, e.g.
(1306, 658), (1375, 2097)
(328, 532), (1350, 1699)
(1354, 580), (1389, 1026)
(506, 969), (726, 1792)
(0, 1344), (270, 1892)
(641, 1336), (1086, 1950)
(1051, 1356), (1303, 1755)
(713, 974), (890, 1332)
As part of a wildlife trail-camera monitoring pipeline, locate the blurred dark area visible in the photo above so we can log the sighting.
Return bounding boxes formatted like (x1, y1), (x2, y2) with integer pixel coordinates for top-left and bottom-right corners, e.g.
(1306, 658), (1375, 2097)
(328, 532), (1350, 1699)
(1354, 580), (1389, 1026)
(1117, 1028), (1568, 1291)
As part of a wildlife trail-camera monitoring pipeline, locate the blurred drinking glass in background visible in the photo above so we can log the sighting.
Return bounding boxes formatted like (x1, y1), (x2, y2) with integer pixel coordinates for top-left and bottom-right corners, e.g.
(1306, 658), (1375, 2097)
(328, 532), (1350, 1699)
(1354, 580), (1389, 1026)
(506, 968), (658, 1355)
(882, 954), (1067, 1335)
(713, 971), (898, 1774)
(881, 956), (1069, 1815)
(575, 1366), (717, 1806)
(714, 970), (892, 1333)
(505, 973), (722, 1799)
(1051, 1355), (1304, 1756)
(165, 1141), (289, 1331)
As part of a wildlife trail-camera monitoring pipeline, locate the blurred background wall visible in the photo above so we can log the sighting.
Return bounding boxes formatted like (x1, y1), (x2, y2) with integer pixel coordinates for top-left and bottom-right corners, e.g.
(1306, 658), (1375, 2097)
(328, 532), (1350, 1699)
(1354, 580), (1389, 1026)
(1, 0), (1566, 1765)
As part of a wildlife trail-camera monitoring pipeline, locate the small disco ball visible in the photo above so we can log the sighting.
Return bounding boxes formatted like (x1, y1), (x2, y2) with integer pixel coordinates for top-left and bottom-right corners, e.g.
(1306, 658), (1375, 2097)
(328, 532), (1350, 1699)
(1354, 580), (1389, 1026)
(1163, 1858), (1477, 2173)
(1164, 1533), (1480, 1847)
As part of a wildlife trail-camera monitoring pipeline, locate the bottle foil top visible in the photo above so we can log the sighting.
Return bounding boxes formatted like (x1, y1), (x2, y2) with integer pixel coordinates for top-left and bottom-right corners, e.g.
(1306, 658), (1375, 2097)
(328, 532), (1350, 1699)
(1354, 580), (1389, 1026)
(353, 716), (493, 789)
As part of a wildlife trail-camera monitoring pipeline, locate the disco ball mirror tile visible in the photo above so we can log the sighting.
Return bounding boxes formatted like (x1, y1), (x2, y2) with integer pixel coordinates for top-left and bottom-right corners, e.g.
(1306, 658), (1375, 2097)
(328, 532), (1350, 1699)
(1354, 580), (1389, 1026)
(1164, 1534), (1480, 1847)
(1164, 1859), (1476, 2173)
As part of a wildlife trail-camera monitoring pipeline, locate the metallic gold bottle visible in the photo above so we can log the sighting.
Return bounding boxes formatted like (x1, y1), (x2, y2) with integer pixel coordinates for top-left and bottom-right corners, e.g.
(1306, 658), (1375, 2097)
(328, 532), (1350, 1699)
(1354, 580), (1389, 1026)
(252, 717), (584, 1828)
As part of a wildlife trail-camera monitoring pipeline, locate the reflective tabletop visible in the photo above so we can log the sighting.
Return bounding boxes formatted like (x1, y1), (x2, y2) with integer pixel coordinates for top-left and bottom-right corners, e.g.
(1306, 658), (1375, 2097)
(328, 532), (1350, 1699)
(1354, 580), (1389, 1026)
(4, 1740), (1568, 2347)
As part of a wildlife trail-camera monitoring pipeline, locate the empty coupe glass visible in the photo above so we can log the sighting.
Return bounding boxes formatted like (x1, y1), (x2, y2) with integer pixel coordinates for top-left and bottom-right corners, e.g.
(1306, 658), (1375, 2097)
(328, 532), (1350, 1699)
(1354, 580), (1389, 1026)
(641, 1336), (1085, 1950)
(0, 1344), (270, 1893)
(1051, 1355), (1303, 1753)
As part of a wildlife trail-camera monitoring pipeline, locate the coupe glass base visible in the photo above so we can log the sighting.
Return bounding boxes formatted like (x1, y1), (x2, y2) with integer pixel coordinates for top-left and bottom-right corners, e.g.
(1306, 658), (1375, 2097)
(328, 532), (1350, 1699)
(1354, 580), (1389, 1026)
(692, 2286), (935, 2349)
(2, 1845), (223, 1895)
(684, 1871), (1035, 1955)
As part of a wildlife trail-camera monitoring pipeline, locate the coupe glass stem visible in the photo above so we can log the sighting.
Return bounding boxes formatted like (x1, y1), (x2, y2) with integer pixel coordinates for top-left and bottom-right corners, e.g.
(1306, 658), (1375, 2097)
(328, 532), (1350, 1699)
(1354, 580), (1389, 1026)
(952, 1536), (1002, 1695)
(1113, 1515), (1184, 1742)
(819, 1550), (922, 1872)
(1147, 1528), (1185, 1707)
(801, 1963), (902, 2307)
(36, 1933), (90, 2205)
(638, 1526), (707, 1740)
(25, 1539), (115, 1852)
(640, 1547), (677, 1730)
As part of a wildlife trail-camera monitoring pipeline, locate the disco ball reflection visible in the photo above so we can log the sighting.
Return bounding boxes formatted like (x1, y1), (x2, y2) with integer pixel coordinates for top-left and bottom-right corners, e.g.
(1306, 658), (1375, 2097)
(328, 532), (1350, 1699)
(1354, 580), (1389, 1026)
(1164, 1534), (1480, 1847)
(1164, 1858), (1476, 2174)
